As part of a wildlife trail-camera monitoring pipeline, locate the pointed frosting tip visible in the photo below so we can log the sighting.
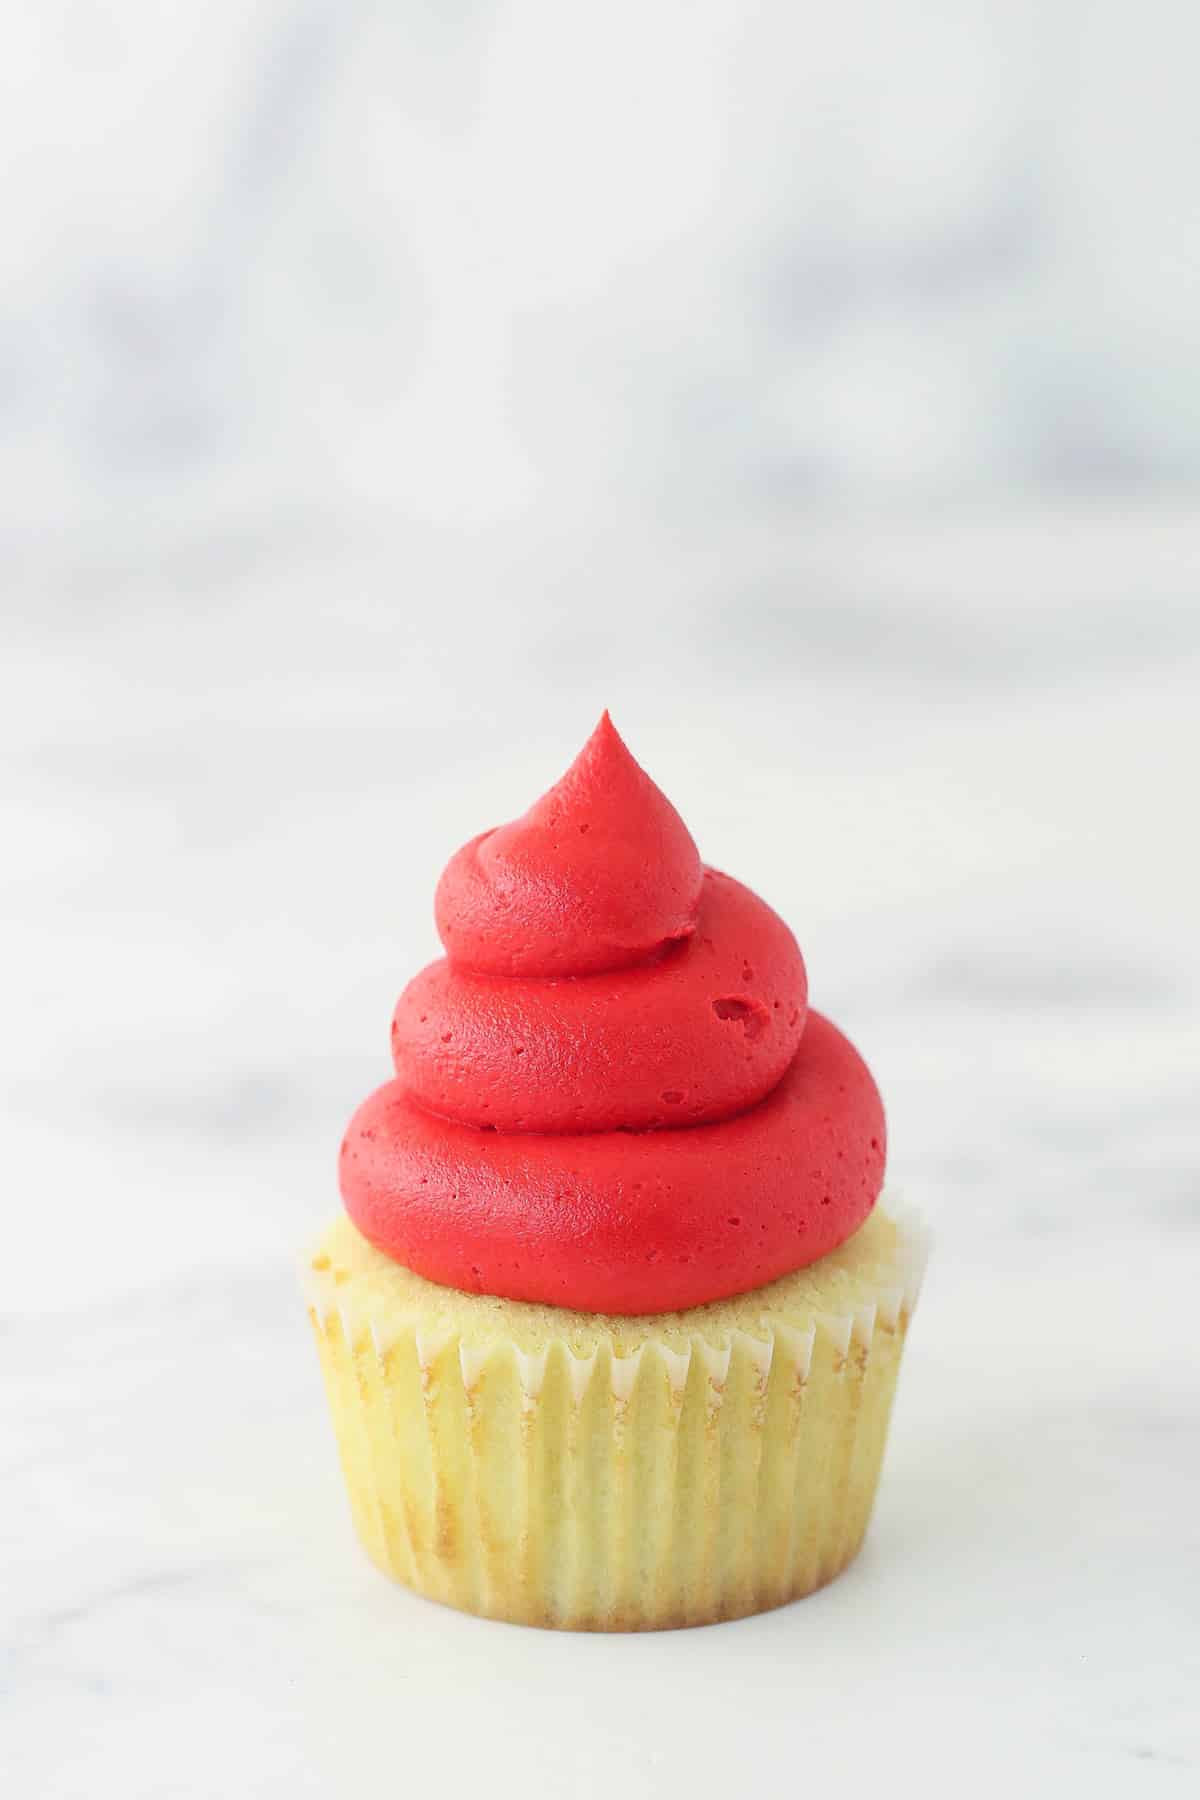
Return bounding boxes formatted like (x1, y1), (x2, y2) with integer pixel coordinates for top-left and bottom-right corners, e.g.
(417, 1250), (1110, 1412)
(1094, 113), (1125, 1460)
(571, 708), (629, 778)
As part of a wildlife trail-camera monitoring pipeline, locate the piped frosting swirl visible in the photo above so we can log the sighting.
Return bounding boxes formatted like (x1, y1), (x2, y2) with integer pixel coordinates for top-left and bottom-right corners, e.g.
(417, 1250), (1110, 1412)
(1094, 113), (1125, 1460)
(340, 714), (886, 1315)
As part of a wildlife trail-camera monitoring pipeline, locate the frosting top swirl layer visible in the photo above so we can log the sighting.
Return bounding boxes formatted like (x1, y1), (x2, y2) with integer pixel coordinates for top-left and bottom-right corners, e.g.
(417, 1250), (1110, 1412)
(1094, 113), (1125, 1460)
(435, 711), (703, 978)
(340, 715), (886, 1315)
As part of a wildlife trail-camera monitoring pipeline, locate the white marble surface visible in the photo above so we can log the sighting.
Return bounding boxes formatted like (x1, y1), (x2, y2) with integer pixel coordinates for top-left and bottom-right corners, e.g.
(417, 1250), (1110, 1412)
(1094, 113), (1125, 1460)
(4, 501), (1199, 1796)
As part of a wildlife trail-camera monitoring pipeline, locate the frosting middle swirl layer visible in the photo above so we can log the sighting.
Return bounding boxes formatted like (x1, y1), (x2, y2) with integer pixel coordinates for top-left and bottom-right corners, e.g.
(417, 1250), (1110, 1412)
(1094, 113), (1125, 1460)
(396, 873), (807, 1133)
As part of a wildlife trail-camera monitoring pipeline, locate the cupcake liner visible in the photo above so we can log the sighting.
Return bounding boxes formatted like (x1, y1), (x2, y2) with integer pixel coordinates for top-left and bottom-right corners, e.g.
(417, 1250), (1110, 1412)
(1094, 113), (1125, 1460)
(303, 1200), (928, 1631)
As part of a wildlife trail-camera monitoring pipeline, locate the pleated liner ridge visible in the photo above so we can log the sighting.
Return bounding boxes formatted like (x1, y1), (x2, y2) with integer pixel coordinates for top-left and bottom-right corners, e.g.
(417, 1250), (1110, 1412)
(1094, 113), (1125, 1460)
(303, 1200), (928, 1631)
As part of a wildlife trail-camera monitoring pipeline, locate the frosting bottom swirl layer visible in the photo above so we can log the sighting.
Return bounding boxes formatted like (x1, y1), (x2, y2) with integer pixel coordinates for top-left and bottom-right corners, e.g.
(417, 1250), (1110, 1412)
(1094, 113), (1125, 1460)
(341, 1011), (885, 1315)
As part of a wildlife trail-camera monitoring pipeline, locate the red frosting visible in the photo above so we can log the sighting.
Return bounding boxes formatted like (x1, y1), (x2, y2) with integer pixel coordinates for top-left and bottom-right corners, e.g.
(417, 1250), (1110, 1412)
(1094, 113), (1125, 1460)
(340, 714), (886, 1315)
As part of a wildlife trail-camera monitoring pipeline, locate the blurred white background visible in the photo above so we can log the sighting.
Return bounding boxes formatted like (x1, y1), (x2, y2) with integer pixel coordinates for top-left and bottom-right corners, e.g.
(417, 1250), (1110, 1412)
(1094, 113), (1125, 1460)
(4, 4), (1199, 1796)
(4, 0), (1200, 524)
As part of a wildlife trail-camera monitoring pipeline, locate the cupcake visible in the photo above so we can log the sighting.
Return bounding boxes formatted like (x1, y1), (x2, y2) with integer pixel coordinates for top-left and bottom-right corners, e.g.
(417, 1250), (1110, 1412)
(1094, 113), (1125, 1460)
(304, 714), (927, 1629)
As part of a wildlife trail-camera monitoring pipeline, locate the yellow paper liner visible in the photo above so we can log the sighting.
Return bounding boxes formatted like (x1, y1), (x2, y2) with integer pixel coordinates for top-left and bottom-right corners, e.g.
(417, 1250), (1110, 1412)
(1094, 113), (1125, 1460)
(303, 1199), (928, 1630)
